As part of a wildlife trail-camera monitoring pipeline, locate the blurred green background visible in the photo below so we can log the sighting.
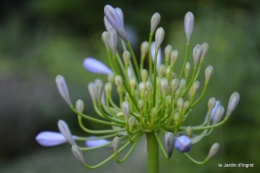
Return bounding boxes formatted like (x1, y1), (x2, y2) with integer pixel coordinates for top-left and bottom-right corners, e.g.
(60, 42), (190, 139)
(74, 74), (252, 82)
(0, 0), (259, 172)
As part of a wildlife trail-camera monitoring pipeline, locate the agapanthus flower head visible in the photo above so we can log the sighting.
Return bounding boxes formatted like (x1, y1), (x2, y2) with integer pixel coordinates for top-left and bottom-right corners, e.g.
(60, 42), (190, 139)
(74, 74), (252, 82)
(39, 4), (239, 171)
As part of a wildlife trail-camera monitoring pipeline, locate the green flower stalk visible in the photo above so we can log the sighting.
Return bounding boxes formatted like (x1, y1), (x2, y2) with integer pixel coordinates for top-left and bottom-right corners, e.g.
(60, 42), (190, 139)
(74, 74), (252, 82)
(36, 5), (240, 173)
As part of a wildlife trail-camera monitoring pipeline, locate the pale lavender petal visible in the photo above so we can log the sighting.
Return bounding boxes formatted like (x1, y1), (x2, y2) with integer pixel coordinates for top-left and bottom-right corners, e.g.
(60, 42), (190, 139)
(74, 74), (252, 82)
(83, 58), (112, 75)
(86, 137), (110, 147)
(210, 101), (221, 120)
(36, 131), (67, 147)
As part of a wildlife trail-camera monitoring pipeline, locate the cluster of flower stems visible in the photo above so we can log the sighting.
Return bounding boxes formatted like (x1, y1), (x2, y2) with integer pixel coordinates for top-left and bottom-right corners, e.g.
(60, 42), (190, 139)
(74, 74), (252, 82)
(36, 4), (240, 173)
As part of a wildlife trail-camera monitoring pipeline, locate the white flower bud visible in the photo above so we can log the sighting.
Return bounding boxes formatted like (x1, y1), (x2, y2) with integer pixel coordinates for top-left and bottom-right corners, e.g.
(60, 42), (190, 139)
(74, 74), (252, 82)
(123, 50), (131, 66)
(104, 16), (113, 31)
(71, 145), (85, 165)
(94, 79), (103, 103)
(185, 62), (191, 79)
(177, 98), (184, 113)
(101, 31), (109, 49)
(151, 42), (162, 68)
(108, 29), (117, 55)
(170, 50), (178, 67)
(58, 120), (76, 145)
(160, 77), (168, 96)
(208, 97), (216, 114)
(193, 44), (202, 67)
(115, 75), (123, 87)
(141, 69), (148, 82)
(141, 41), (149, 60)
(164, 45), (172, 62)
(88, 82), (96, 102)
(185, 126), (193, 138)
(150, 12), (161, 33)
(171, 79), (179, 95)
(155, 27), (165, 52)
(55, 75), (72, 105)
(75, 99), (84, 113)
(205, 65), (214, 84)
(226, 92), (240, 118)
(122, 101), (130, 120)
(206, 143), (220, 160)
(212, 105), (224, 125)
(201, 42), (209, 62)
(112, 137), (120, 154)
(184, 12), (194, 43)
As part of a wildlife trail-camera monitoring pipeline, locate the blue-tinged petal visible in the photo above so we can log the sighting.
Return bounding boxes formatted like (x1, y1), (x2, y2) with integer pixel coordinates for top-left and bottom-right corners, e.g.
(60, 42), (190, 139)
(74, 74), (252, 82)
(36, 131), (76, 147)
(86, 136), (110, 147)
(175, 135), (192, 153)
(83, 58), (112, 75)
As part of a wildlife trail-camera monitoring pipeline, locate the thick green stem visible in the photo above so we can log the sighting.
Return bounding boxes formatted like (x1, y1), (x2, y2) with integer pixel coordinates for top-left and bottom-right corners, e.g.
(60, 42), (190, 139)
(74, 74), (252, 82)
(146, 132), (159, 173)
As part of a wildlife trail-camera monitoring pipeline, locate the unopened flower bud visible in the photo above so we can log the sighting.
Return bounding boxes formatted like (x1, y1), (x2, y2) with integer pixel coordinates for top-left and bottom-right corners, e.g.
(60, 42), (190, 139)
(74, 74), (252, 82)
(104, 16), (113, 31)
(171, 79), (179, 95)
(105, 82), (112, 94)
(139, 82), (146, 95)
(35, 131), (72, 147)
(155, 27), (165, 52)
(141, 41), (149, 60)
(158, 64), (165, 78)
(185, 62), (191, 79)
(205, 65), (214, 84)
(76, 99), (84, 113)
(151, 42), (162, 67)
(83, 58), (112, 75)
(212, 105), (224, 125)
(128, 116), (136, 131)
(174, 112), (180, 123)
(208, 97), (216, 114)
(175, 135), (192, 153)
(201, 42), (209, 62)
(115, 75), (123, 87)
(183, 101), (190, 113)
(129, 77), (136, 89)
(206, 143), (220, 160)
(112, 137), (120, 155)
(184, 12), (194, 43)
(185, 126), (193, 138)
(226, 92), (240, 118)
(164, 45), (172, 62)
(164, 132), (175, 158)
(150, 12), (161, 34)
(71, 145), (85, 165)
(94, 79), (103, 103)
(104, 5), (128, 42)
(58, 120), (76, 145)
(88, 82), (95, 102)
(141, 69), (148, 82)
(101, 31), (109, 49)
(193, 44), (202, 67)
(170, 50), (178, 67)
(160, 77), (168, 96)
(122, 101), (130, 120)
(108, 29), (117, 55)
(177, 98), (184, 113)
(123, 50), (131, 66)
(55, 75), (72, 105)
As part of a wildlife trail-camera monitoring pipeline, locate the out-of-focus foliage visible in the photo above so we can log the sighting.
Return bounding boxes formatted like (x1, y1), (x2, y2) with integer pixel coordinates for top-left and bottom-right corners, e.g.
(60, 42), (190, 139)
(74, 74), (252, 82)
(0, 0), (259, 173)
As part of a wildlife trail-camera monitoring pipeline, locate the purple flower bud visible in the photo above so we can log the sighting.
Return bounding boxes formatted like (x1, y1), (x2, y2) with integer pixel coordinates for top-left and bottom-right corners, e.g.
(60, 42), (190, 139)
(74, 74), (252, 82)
(104, 5), (128, 42)
(35, 131), (77, 147)
(86, 137), (110, 147)
(175, 135), (192, 153)
(83, 58), (112, 75)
